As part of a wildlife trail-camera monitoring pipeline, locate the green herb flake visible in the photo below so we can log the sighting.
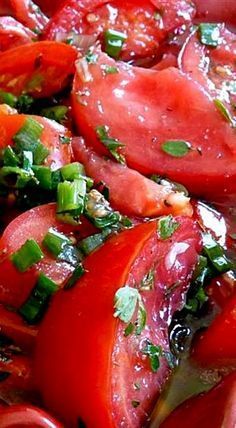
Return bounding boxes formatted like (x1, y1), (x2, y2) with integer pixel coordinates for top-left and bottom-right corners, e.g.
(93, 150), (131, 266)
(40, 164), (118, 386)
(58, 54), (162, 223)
(161, 140), (191, 157)
(131, 400), (140, 408)
(104, 29), (127, 59)
(142, 340), (163, 372)
(59, 135), (71, 145)
(114, 286), (147, 335)
(124, 322), (135, 337)
(158, 215), (180, 240)
(86, 49), (98, 64)
(214, 98), (236, 127)
(199, 23), (220, 47)
(103, 65), (119, 75)
(96, 125), (125, 164)
(140, 269), (155, 291)
(202, 233), (233, 273)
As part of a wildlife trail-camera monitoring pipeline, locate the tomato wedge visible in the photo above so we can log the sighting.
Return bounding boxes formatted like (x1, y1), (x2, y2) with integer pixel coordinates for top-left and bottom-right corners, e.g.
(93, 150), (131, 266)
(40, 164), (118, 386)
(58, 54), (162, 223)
(192, 293), (236, 366)
(0, 203), (96, 308)
(44, 0), (195, 63)
(0, 113), (72, 169)
(72, 137), (192, 217)
(160, 373), (236, 428)
(179, 25), (236, 114)
(0, 41), (77, 98)
(34, 0), (65, 17)
(0, 17), (35, 51)
(9, 0), (48, 32)
(194, 0), (236, 27)
(34, 218), (201, 427)
(72, 49), (236, 199)
(0, 405), (63, 428)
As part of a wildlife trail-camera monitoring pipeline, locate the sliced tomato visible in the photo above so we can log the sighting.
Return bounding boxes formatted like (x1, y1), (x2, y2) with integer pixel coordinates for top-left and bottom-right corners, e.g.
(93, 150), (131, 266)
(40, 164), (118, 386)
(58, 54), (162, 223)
(34, 0), (65, 17)
(160, 373), (236, 428)
(192, 293), (236, 366)
(0, 113), (72, 170)
(0, 41), (77, 98)
(72, 137), (193, 217)
(0, 203), (96, 308)
(179, 25), (236, 115)
(72, 49), (236, 199)
(9, 0), (48, 32)
(0, 353), (33, 392)
(43, 0), (195, 63)
(0, 17), (35, 51)
(206, 272), (236, 310)
(0, 305), (37, 351)
(0, 405), (63, 428)
(194, 0), (236, 27)
(34, 217), (201, 427)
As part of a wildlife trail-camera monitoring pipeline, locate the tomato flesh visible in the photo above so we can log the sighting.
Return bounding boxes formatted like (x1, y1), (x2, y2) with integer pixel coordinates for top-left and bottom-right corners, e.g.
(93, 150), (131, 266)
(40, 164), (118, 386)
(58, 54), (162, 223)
(0, 17), (35, 51)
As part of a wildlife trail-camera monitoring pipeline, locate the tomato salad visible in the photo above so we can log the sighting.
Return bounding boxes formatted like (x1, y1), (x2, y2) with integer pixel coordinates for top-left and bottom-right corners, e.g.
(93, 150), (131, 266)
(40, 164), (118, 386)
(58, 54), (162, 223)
(0, 0), (235, 427)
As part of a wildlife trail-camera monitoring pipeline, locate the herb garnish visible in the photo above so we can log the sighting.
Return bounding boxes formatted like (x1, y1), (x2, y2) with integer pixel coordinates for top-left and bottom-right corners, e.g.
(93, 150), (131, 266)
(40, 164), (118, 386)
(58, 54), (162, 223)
(158, 215), (180, 240)
(161, 140), (191, 157)
(96, 125), (126, 164)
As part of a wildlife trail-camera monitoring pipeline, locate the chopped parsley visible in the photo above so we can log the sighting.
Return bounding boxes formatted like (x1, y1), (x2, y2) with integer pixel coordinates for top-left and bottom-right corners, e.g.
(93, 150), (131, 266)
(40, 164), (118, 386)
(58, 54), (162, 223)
(96, 125), (126, 164)
(142, 340), (163, 372)
(158, 215), (180, 240)
(161, 140), (191, 157)
(198, 23), (220, 47)
(114, 286), (146, 335)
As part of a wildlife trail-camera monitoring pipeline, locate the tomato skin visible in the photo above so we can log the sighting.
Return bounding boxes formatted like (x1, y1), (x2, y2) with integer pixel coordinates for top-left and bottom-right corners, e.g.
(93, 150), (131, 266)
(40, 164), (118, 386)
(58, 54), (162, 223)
(194, 0), (236, 27)
(34, 0), (65, 16)
(72, 137), (193, 217)
(34, 218), (201, 427)
(0, 17), (35, 51)
(0, 405), (63, 428)
(0, 203), (96, 308)
(0, 113), (72, 170)
(160, 373), (236, 428)
(192, 293), (236, 367)
(43, 0), (195, 63)
(9, 0), (48, 32)
(0, 41), (77, 98)
(72, 49), (236, 199)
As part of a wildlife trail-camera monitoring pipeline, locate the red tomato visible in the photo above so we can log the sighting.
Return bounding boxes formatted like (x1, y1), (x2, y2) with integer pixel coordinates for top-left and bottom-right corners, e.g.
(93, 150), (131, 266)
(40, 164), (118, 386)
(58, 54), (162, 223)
(72, 137), (193, 217)
(72, 49), (236, 199)
(0, 113), (72, 170)
(0, 353), (33, 392)
(0, 17), (35, 51)
(43, 0), (195, 63)
(160, 373), (236, 428)
(194, 0), (236, 27)
(34, 0), (65, 17)
(0, 305), (37, 351)
(207, 272), (236, 310)
(192, 293), (236, 366)
(0, 203), (96, 308)
(0, 41), (77, 98)
(9, 0), (48, 32)
(179, 25), (236, 114)
(0, 405), (63, 428)
(34, 218), (201, 427)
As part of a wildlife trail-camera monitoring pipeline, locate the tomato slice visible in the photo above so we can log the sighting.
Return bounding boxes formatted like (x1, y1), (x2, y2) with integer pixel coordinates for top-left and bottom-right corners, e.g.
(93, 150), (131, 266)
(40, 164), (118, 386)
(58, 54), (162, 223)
(206, 272), (236, 310)
(34, 0), (65, 17)
(194, 0), (236, 27)
(43, 0), (195, 63)
(72, 49), (236, 199)
(179, 25), (236, 115)
(192, 293), (236, 366)
(9, 0), (48, 32)
(0, 113), (72, 169)
(160, 373), (236, 428)
(0, 203), (96, 308)
(34, 218), (201, 427)
(0, 405), (63, 428)
(0, 17), (35, 51)
(0, 41), (77, 98)
(72, 137), (193, 217)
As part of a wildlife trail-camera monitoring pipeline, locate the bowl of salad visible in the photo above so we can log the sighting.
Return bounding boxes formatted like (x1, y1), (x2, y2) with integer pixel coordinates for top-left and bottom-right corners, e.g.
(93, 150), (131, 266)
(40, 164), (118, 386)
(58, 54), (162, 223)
(0, 0), (235, 427)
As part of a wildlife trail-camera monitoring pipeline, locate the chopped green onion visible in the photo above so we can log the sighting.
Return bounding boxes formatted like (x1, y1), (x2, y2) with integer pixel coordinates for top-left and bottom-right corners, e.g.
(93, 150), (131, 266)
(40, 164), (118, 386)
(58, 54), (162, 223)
(202, 233), (233, 273)
(43, 228), (70, 257)
(104, 29), (127, 59)
(103, 65), (119, 74)
(158, 215), (180, 240)
(13, 117), (49, 164)
(40, 106), (68, 123)
(32, 165), (54, 190)
(85, 50), (98, 64)
(0, 90), (17, 107)
(142, 340), (163, 372)
(57, 178), (87, 217)
(60, 162), (85, 181)
(58, 245), (82, 267)
(19, 273), (57, 324)
(0, 166), (35, 188)
(96, 125), (125, 164)
(11, 239), (44, 272)
(22, 151), (33, 170)
(78, 228), (112, 256)
(124, 322), (135, 337)
(85, 189), (120, 229)
(185, 286), (208, 313)
(161, 140), (191, 157)
(214, 99), (236, 127)
(198, 23), (220, 47)
(17, 94), (34, 113)
(64, 263), (85, 289)
(3, 146), (19, 167)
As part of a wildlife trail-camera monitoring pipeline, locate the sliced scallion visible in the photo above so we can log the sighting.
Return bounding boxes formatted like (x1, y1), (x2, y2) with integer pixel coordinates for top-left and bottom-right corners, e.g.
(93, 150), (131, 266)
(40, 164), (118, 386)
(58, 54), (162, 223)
(22, 151), (33, 171)
(3, 146), (19, 167)
(64, 263), (85, 289)
(198, 23), (220, 47)
(11, 239), (44, 272)
(78, 228), (112, 256)
(40, 106), (68, 123)
(60, 162), (85, 181)
(43, 228), (70, 257)
(0, 90), (17, 108)
(0, 166), (36, 188)
(202, 233), (233, 273)
(57, 178), (87, 216)
(104, 29), (127, 59)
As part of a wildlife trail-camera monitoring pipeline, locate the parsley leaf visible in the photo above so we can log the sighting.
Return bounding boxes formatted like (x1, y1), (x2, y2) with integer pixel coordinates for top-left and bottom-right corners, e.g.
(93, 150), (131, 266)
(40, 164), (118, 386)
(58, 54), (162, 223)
(114, 286), (146, 335)
(158, 215), (180, 240)
(96, 125), (126, 164)
(198, 23), (220, 47)
(161, 140), (191, 157)
(142, 340), (163, 372)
